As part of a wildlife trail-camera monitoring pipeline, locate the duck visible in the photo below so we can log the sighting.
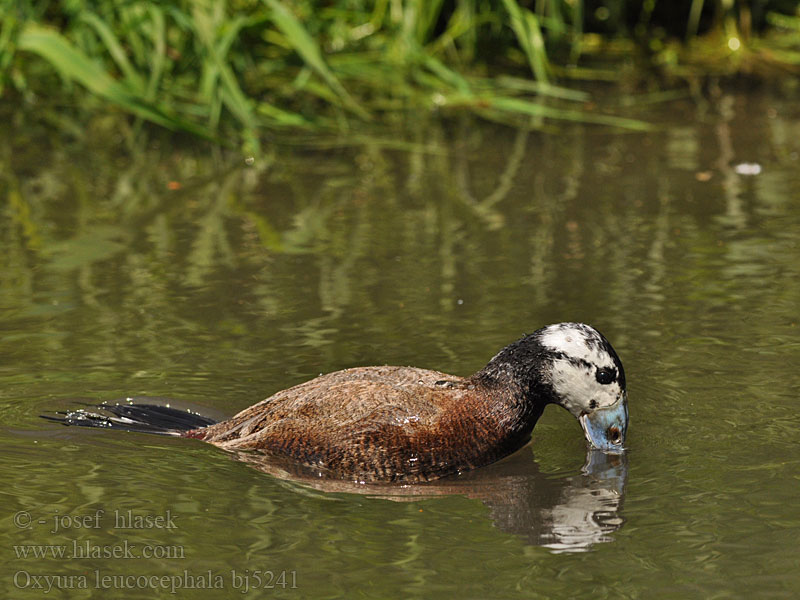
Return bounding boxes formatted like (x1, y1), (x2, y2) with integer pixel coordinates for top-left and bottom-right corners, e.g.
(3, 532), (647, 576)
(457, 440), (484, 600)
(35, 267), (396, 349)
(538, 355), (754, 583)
(45, 322), (628, 483)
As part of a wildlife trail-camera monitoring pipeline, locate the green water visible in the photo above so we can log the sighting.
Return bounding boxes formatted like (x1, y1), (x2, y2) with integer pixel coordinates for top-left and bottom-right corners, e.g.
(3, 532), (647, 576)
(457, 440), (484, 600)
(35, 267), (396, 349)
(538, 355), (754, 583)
(2, 90), (800, 599)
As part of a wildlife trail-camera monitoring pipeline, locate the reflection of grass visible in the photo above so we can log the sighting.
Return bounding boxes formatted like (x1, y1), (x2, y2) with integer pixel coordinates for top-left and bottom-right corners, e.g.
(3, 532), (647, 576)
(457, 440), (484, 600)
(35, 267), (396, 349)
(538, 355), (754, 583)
(3, 94), (800, 395)
(4, 1), (798, 147)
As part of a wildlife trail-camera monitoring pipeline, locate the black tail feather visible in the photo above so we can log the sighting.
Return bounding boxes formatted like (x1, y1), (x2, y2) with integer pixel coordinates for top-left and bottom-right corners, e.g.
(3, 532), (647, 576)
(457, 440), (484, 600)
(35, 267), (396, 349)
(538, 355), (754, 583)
(41, 401), (217, 435)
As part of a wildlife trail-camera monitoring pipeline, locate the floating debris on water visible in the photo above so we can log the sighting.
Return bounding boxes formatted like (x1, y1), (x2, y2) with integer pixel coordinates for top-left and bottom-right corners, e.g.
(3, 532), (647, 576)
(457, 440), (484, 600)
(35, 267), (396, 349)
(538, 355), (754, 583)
(734, 163), (762, 176)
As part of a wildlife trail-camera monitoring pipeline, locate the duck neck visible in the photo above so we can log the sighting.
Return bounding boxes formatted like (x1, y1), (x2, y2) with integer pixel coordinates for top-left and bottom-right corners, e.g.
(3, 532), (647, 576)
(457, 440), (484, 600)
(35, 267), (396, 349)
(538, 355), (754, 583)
(471, 345), (552, 439)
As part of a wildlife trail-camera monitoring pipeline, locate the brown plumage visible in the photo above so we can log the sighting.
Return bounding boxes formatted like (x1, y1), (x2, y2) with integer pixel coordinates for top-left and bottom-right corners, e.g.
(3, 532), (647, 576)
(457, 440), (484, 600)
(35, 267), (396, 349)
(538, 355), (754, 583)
(188, 365), (544, 483)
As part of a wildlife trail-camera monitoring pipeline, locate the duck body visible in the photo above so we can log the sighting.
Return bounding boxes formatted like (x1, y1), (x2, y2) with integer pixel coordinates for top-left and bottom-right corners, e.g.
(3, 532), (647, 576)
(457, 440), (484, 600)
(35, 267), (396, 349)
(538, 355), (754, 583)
(185, 323), (628, 483)
(189, 366), (542, 482)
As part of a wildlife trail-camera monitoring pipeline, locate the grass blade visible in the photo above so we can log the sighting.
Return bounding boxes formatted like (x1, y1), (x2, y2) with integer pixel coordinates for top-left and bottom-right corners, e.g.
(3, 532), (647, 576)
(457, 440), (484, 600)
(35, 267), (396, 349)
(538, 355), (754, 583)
(191, 7), (257, 133)
(145, 6), (166, 103)
(78, 12), (145, 94)
(17, 24), (214, 139)
(488, 95), (652, 130)
(501, 0), (550, 83)
(262, 0), (369, 120)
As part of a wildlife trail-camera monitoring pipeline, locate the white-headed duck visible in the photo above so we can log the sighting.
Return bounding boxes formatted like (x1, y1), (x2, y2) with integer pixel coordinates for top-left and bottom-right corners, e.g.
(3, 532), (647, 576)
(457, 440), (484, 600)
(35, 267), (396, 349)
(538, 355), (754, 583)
(46, 323), (628, 483)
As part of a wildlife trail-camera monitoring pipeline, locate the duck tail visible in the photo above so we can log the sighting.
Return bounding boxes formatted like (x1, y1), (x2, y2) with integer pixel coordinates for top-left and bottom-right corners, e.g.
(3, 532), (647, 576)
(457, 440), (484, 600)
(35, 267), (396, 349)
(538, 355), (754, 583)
(41, 400), (217, 436)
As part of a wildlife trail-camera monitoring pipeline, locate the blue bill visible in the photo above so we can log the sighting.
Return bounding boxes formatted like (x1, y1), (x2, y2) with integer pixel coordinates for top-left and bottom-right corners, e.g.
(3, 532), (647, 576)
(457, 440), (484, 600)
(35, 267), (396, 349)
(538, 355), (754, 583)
(579, 397), (628, 452)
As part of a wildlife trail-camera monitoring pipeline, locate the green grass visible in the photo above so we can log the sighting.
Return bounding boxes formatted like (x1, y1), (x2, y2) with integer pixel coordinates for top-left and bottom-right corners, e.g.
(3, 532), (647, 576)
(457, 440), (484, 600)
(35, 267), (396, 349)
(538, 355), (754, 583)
(2, 0), (799, 150)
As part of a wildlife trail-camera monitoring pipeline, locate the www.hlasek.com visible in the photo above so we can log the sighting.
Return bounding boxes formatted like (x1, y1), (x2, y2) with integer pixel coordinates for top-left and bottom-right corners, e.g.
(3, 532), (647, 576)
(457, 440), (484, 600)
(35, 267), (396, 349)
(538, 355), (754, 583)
(13, 569), (298, 594)
(14, 539), (186, 560)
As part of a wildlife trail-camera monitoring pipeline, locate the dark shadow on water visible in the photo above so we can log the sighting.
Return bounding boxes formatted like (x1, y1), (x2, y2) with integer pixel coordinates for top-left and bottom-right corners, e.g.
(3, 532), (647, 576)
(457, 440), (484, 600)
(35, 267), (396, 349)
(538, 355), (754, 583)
(233, 445), (628, 553)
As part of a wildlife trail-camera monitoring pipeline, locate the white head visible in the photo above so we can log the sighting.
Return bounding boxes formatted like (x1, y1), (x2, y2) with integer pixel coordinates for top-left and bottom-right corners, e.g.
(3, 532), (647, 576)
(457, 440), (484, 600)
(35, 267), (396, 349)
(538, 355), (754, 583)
(538, 323), (628, 450)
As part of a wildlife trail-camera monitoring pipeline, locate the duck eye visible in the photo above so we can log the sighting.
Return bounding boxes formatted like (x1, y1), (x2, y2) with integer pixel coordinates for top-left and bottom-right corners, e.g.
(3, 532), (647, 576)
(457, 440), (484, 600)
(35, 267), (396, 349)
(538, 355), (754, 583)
(595, 368), (615, 385)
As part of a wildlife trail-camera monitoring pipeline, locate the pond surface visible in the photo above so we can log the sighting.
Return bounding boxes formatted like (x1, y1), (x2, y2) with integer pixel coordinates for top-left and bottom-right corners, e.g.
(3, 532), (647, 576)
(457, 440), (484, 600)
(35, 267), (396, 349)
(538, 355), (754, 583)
(2, 89), (799, 598)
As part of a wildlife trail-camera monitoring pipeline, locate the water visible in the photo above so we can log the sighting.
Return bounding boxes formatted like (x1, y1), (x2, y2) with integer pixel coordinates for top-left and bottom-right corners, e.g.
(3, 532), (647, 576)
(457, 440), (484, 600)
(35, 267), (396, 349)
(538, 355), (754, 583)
(2, 90), (799, 598)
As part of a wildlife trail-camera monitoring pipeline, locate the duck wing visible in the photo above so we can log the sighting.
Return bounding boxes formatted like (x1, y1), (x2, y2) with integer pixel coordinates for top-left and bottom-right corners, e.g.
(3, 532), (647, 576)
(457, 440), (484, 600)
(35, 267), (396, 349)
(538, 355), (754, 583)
(200, 366), (457, 444)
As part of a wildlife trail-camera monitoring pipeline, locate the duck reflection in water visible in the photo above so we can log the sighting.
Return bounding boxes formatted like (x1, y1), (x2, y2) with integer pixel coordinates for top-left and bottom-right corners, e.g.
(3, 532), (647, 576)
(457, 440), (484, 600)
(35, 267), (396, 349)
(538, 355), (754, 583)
(229, 444), (628, 553)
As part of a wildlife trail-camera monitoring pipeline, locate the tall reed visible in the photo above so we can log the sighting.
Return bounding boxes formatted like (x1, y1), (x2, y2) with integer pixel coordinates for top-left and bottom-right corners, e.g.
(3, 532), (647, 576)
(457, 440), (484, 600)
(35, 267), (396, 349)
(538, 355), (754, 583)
(1, 1), (797, 148)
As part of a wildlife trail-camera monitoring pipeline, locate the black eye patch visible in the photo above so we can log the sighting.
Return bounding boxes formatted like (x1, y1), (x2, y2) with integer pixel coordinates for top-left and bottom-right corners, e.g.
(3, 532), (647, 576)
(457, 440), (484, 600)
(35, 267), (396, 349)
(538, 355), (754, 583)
(595, 368), (616, 385)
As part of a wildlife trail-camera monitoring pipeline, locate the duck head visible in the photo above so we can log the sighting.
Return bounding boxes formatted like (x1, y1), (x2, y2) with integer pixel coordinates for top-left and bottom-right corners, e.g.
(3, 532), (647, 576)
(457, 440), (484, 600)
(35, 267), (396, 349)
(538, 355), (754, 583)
(478, 322), (628, 452)
(537, 323), (628, 452)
